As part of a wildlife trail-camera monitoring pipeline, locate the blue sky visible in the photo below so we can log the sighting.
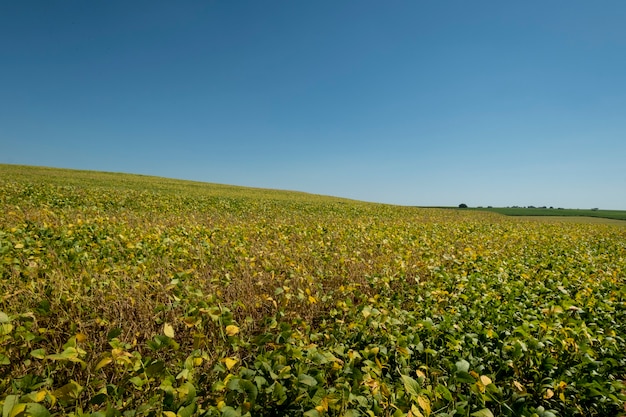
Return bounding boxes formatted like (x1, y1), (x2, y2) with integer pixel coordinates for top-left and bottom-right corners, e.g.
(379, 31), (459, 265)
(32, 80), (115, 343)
(2, 1), (625, 209)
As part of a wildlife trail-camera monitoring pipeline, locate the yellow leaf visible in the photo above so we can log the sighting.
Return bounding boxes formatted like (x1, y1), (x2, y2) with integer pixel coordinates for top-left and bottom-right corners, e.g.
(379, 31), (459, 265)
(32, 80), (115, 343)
(8, 403), (27, 417)
(513, 380), (525, 393)
(33, 390), (47, 402)
(183, 317), (197, 328)
(111, 348), (131, 359)
(544, 389), (554, 399)
(163, 412), (177, 417)
(163, 323), (175, 338)
(416, 369), (426, 379)
(480, 375), (492, 386)
(417, 395), (431, 416)
(47, 391), (57, 407)
(225, 325), (239, 336)
(95, 356), (114, 371)
(23, 390), (47, 403)
(308, 295), (317, 304)
(397, 346), (410, 356)
(410, 404), (425, 417)
(315, 397), (329, 412)
(75, 333), (87, 343)
(223, 357), (238, 370)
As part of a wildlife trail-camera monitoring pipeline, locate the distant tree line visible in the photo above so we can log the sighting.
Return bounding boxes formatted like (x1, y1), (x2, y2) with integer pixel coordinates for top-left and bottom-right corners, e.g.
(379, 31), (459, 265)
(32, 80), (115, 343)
(459, 205), (602, 211)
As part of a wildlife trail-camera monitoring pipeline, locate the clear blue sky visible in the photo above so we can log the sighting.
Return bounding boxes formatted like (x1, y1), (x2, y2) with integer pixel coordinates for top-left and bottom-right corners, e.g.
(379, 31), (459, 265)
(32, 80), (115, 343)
(2, 1), (625, 209)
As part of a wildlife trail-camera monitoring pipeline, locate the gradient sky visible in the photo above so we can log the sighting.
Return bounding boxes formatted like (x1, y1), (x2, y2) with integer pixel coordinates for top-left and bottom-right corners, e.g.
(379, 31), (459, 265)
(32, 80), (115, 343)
(2, 1), (625, 209)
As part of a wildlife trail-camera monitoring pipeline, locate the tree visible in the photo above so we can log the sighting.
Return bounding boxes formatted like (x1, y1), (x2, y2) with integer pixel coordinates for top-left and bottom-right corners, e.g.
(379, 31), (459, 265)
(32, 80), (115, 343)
(458, 203), (468, 208)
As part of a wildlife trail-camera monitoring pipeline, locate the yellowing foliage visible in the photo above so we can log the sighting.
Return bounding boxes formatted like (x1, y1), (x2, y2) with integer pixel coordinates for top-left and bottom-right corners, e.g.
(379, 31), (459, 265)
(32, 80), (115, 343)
(0, 165), (625, 416)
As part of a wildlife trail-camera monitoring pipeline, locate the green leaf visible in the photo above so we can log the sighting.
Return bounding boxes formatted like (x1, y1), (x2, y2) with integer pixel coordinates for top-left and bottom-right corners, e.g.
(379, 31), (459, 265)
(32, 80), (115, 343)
(455, 359), (470, 373)
(35, 300), (50, 315)
(471, 409), (494, 417)
(311, 386), (327, 406)
(0, 323), (13, 336)
(30, 349), (46, 360)
(226, 376), (240, 392)
(0, 354), (10, 366)
(3, 395), (19, 417)
(89, 393), (108, 406)
(272, 382), (287, 405)
(254, 375), (268, 389)
(178, 382), (197, 404)
(145, 360), (166, 377)
(238, 379), (258, 401)
(435, 384), (453, 402)
(129, 376), (145, 387)
(400, 374), (421, 397)
(456, 371), (475, 383)
(220, 406), (241, 417)
(107, 327), (122, 340)
(277, 365), (292, 379)
(177, 401), (197, 417)
(0, 312), (9, 323)
(45, 347), (85, 365)
(298, 374), (318, 387)
(52, 380), (83, 403)
(22, 403), (51, 417)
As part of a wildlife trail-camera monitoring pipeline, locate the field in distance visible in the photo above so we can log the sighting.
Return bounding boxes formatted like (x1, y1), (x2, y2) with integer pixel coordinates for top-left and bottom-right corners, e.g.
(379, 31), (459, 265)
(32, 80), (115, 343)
(1, 164), (625, 417)
(471, 206), (626, 221)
